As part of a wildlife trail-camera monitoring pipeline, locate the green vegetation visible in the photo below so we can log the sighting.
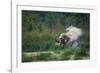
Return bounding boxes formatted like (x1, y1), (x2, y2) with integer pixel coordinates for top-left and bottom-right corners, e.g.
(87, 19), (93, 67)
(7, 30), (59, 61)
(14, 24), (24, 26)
(22, 48), (89, 62)
(22, 10), (90, 62)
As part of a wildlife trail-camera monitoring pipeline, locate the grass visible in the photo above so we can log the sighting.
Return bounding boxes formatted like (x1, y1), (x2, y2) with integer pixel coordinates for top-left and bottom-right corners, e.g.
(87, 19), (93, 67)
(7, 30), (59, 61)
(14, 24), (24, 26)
(22, 48), (90, 62)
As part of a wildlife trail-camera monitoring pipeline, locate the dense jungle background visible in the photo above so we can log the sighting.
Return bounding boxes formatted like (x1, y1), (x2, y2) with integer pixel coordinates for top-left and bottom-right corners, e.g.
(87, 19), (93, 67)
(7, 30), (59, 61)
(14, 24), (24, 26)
(22, 10), (90, 62)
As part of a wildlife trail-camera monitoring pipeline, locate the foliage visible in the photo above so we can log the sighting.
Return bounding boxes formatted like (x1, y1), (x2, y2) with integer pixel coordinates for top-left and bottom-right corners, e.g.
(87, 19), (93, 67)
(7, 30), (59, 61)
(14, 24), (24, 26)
(22, 48), (90, 62)
(22, 10), (90, 62)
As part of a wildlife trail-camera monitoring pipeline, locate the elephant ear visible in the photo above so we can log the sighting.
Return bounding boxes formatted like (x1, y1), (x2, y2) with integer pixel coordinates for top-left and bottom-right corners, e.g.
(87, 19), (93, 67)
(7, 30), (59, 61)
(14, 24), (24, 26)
(64, 35), (70, 43)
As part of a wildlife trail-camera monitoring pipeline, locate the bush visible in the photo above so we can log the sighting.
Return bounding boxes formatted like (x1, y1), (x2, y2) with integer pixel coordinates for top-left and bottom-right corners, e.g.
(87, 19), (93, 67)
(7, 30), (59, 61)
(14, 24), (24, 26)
(22, 31), (55, 52)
